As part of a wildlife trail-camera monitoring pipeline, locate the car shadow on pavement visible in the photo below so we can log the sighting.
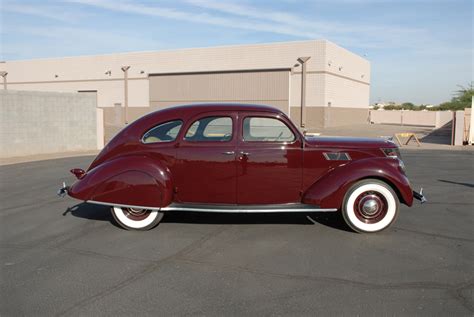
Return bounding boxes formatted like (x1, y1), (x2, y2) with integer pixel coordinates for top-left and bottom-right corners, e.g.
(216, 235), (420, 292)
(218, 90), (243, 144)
(64, 203), (351, 232)
(63, 202), (122, 228)
(438, 179), (474, 188)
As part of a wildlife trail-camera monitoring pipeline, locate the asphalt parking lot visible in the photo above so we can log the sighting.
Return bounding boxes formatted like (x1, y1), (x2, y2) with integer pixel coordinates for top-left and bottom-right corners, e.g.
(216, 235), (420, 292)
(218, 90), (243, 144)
(1, 150), (473, 315)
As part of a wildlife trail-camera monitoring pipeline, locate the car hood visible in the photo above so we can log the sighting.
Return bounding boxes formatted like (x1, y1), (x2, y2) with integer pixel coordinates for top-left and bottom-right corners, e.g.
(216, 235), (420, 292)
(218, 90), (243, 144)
(305, 136), (396, 149)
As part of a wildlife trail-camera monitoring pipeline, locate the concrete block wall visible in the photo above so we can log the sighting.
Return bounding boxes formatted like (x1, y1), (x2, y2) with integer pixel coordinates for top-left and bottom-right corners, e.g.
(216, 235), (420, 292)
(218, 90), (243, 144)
(369, 110), (453, 127)
(0, 90), (98, 158)
(436, 111), (453, 128)
(454, 111), (465, 146)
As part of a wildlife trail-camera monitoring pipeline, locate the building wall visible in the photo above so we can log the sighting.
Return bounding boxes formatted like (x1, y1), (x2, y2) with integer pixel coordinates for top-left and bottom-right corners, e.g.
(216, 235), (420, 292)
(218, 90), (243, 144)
(290, 72), (326, 107)
(290, 107), (325, 130)
(291, 106), (369, 131)
(149, 69), (290, 113)
(1, 40), (369, 107)
(0, 90), (98, 158)
(324, 75), (370, 108)
(1, 40), (370, 132)
(9, 79), (149, 108)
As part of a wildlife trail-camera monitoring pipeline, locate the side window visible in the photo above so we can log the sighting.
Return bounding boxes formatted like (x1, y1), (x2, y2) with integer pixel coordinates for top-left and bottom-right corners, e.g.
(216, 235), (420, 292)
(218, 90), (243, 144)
(142, 120), (183, 144)
(184, 116), (233, 142)
(243, 117), (295, 142)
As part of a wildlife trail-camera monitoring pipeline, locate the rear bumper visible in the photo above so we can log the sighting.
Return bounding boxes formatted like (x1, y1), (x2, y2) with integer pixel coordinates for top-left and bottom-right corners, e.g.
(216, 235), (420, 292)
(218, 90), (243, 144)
(413, 188), (427, 204)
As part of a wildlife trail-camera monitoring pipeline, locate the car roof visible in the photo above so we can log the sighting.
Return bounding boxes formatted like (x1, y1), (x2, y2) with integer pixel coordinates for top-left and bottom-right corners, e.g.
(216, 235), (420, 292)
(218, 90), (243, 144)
(129, 103), (286, 133)
(156, 103), (282, 115)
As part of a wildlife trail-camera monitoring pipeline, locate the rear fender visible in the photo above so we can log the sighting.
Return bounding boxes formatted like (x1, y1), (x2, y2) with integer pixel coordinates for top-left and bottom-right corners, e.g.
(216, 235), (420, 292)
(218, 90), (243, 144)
(68, 155), (172, 208)
(302, 157), (413, 209)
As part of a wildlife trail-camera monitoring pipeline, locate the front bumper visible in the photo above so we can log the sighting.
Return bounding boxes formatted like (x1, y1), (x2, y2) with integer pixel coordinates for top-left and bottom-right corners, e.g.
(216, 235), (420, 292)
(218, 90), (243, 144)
(413, 188), (427, 204)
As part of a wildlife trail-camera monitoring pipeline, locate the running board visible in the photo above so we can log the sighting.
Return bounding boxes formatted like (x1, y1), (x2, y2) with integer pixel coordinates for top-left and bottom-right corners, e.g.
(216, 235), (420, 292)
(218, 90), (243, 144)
(160, 203), (337, 213)
(87, 200), (338, 213)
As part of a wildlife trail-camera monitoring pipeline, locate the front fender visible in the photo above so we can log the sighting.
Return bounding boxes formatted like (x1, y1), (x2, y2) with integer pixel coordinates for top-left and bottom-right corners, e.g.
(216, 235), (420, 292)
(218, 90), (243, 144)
(302, 157), (413, 209)
(68, 155), (172, 208)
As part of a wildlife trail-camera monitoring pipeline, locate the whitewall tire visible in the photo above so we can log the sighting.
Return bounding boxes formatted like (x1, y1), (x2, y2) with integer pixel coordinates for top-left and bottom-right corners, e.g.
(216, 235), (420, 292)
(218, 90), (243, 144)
(342, 179), (399, 233)
(111, 206), (164, 231)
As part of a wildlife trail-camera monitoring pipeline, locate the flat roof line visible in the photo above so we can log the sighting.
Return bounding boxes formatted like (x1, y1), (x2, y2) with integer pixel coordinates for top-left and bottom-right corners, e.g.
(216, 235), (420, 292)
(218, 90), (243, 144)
(149, 68), (292, 77)
(4, 39), (326, 63)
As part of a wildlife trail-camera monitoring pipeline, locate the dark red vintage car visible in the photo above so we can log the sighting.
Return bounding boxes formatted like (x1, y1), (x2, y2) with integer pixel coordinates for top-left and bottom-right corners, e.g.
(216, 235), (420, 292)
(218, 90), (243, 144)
(59, 104), (425, 232)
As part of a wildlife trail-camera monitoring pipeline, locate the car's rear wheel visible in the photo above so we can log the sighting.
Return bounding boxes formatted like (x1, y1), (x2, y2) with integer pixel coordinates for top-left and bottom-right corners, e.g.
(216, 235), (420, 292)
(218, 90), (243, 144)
(111, 206), (164, 230)
(342, 179), (399, 233)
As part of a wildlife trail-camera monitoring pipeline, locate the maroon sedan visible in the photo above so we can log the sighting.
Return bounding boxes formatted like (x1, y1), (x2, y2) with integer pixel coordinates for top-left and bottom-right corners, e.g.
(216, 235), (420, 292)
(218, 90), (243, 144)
(59, 104), (425, 232)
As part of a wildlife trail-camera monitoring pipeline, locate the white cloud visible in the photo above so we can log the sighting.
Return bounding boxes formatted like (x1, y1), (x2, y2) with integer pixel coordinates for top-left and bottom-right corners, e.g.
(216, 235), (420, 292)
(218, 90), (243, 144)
(186, 0), (426, 45)
(64, 0), (434, 50)
(66, 0), (322, 38)
(2, 1), (88, 23)
(4, 26), (155, 59)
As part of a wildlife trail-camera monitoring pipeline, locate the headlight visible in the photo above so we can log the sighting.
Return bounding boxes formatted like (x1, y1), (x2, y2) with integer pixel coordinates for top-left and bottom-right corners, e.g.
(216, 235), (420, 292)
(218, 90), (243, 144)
(398, 158), (406, 173)
(381, 147), (401, 159)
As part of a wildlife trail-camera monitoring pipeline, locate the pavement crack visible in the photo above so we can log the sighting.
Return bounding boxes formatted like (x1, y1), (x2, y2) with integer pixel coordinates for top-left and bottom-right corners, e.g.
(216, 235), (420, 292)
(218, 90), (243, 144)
(175, 258), (474, 312)
(54, 225), (229, 316)
(175, 257), (470, 291)
(392, 227), (474, 242)
(451, 282), (474, 312)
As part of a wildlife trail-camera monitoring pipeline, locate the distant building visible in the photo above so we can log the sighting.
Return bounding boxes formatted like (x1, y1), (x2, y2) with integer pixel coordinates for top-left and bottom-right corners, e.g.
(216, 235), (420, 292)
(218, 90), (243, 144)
(1, 40), (370, 133)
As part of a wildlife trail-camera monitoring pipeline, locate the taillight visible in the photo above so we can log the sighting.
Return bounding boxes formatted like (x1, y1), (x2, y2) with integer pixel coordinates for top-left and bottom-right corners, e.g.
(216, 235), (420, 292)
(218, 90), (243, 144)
(70, 168), (86, 179)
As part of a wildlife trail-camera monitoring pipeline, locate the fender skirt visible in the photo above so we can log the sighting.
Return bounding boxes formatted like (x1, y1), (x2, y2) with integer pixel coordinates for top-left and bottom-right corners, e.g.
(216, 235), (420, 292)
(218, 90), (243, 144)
(68, 155), (173, 208)
(302, 157), (413, 209)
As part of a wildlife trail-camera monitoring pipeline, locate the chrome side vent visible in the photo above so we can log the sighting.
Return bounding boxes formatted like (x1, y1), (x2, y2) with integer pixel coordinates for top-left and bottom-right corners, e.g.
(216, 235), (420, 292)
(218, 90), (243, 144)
(323, 152), (351, 161)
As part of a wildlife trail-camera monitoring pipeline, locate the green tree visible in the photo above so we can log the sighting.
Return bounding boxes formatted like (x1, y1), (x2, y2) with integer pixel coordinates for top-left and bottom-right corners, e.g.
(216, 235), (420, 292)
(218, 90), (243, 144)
(401, 102), (415, 110)
(431, 83), (473, 111)
(384, 103), (400, 110)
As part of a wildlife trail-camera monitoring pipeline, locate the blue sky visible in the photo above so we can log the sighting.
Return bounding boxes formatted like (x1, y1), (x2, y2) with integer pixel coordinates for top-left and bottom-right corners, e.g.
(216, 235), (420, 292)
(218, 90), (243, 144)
(1, 0), (472, 105)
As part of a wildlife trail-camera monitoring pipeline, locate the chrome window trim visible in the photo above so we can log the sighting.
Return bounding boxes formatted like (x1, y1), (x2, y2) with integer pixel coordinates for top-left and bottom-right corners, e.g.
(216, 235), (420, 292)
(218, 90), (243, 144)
(242, 116), (296, 143)
(141, 119), (183, 144)
(323, 152), (352, 161)
(183, 115), (234, 143)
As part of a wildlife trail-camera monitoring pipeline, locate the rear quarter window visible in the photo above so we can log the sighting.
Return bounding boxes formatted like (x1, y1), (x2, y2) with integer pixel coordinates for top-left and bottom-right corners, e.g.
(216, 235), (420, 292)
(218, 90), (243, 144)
(142, 120), (183, 144)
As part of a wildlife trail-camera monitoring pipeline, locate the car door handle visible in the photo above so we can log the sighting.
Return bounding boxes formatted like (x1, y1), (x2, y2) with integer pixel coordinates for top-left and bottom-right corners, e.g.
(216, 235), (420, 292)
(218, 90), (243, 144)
(222, 151), (235, 155)
(239, 151), (250, 156)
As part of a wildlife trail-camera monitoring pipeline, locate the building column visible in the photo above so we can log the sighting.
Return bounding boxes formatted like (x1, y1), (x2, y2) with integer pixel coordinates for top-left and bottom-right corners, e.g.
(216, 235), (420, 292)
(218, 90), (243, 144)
(297, 57), (311, 128)
(121, 66), (130, 124)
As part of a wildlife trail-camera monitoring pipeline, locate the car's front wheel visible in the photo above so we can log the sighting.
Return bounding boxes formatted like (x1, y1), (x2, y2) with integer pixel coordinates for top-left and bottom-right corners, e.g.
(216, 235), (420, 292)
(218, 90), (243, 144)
(111, 206), (164, 230)
(342, 179), (399, 233)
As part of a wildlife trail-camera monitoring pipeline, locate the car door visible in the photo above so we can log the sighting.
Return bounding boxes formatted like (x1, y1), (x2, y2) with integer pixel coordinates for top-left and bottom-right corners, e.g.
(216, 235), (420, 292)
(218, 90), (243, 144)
(236, 112), (303, 204)
(174, 111), (237, 204)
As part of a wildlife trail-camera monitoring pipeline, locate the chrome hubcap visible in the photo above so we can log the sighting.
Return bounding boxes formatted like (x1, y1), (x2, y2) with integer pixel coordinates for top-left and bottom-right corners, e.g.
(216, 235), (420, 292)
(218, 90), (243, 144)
(362, 199), (379, 215)
(354, 192), (388, 224)
(123, 207), (150, 220)
(128, 208), (147, 216)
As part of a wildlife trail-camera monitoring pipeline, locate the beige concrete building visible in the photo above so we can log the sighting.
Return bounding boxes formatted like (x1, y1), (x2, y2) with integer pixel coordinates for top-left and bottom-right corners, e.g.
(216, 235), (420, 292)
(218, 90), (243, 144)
(0, 40), (370, 135)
